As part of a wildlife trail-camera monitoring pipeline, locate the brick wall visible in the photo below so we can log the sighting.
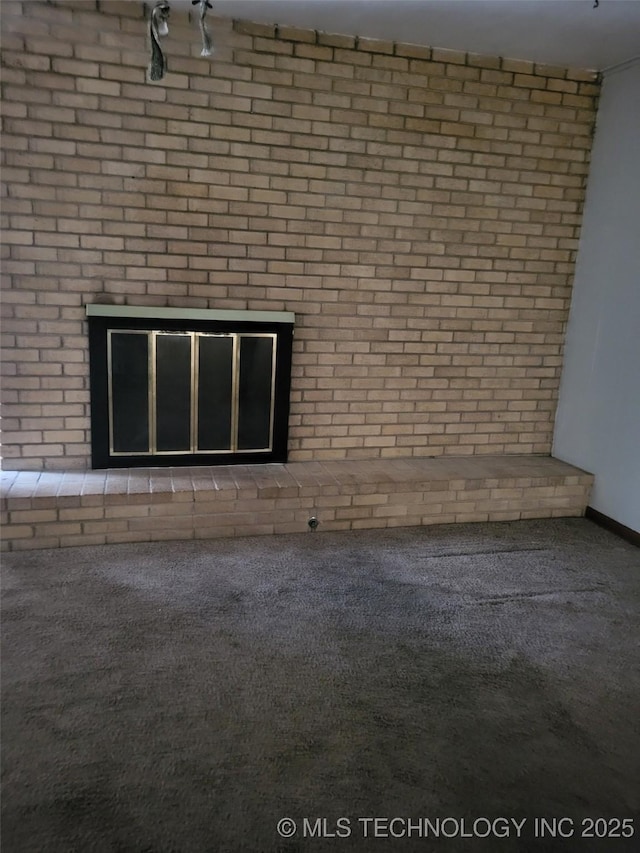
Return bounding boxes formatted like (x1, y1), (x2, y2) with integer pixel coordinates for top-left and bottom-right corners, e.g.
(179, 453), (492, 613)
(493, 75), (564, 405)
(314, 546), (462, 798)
(0, 0), (599, 470)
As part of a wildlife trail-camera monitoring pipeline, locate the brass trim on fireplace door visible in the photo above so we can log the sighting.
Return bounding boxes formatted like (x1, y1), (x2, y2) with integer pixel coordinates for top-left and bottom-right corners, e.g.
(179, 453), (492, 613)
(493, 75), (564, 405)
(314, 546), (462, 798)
(106, 329), (279, 458)
(269, 333), (276, 450)
(192, 331), (200, 453)
(230, 333), (239, 453)
(189, 330), (197, 454)
(149, 330), (157, 454)
(106, 329), (114, 454)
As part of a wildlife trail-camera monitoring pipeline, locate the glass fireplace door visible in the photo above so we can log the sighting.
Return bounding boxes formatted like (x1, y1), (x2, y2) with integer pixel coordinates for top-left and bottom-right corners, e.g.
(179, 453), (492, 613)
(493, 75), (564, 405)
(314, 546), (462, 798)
(197, 334), (235, 452)
(155, 332), (192, 453)
(107, 331), (276, 458)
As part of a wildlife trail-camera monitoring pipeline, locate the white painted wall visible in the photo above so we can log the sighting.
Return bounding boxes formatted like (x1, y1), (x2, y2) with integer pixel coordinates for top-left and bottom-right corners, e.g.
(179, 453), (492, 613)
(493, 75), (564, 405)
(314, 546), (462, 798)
(553, 60), (640, 533)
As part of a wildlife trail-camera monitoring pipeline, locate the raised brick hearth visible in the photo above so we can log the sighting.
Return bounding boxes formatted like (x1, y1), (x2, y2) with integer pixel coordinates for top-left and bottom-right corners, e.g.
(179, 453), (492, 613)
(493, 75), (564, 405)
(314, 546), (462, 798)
(1, 455), (593, 551)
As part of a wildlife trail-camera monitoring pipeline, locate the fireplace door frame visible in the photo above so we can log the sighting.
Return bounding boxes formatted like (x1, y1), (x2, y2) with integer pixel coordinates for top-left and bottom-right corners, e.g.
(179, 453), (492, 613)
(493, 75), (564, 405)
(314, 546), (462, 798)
(87, 305), (294, 469)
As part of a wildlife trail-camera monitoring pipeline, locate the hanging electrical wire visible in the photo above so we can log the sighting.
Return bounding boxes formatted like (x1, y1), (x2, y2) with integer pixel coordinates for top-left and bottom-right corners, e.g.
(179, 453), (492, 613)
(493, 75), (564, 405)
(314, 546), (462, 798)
(149, 1), (170, 81)
(192, 0), (213, 56)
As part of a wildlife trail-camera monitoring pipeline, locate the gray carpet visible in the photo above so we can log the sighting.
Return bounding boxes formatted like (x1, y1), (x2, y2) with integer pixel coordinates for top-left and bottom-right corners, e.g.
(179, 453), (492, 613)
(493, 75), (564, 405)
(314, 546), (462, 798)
(2, 518), (639, 852)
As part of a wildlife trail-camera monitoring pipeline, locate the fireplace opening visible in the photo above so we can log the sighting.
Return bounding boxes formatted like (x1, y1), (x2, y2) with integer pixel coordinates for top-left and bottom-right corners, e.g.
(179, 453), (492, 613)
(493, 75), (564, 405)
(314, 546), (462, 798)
(87, 305), (294, 468)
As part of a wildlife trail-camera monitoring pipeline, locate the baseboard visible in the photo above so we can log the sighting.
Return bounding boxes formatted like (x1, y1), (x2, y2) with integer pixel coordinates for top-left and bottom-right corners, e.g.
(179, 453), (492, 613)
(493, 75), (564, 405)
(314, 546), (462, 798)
(585, 506), (640, 547)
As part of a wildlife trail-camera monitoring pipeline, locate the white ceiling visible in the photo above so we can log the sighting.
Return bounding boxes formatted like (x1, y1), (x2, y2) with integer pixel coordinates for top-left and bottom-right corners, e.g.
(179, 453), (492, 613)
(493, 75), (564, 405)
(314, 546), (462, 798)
(172, 0), (640, 71)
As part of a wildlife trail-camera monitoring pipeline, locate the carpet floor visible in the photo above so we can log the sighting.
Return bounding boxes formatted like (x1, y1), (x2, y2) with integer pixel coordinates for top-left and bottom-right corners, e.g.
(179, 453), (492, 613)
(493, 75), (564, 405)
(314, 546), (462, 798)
(2, 518), (639, 852)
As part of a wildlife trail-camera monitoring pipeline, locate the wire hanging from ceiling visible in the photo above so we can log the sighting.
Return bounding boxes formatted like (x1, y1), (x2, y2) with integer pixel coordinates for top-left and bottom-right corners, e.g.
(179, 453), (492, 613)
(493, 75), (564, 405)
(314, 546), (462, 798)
(192, 0), (214, 56)
(148, 1), (170, 81)
(146, 0), (215, 82)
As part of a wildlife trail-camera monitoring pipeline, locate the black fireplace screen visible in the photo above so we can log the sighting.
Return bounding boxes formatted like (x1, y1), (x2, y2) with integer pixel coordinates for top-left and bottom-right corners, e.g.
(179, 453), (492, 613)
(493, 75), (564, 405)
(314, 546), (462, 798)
(88, 311), (293, 468)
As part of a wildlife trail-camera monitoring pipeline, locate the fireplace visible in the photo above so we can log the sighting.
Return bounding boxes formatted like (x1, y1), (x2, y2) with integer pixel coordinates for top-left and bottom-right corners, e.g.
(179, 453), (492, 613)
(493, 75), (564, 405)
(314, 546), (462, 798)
(87, 305), (294, 468)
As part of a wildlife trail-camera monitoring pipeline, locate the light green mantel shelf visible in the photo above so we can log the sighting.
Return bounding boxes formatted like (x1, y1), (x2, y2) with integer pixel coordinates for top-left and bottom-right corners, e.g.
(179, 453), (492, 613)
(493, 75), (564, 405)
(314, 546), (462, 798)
(85, 304), (295, 324)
